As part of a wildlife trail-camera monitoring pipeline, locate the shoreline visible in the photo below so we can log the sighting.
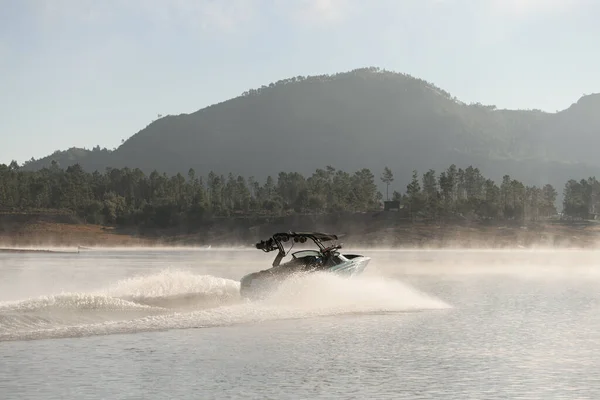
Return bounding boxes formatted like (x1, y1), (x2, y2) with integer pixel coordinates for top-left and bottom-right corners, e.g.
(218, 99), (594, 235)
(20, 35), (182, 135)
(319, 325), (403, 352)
(0, 248), (81, 254)
(2, 217), (600, 250)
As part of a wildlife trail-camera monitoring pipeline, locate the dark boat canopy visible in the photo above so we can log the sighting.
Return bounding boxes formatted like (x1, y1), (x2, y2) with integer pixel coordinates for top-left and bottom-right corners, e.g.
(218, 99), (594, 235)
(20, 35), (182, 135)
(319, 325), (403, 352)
(277, 232), (338, 242)
(256, 231), (340, 253)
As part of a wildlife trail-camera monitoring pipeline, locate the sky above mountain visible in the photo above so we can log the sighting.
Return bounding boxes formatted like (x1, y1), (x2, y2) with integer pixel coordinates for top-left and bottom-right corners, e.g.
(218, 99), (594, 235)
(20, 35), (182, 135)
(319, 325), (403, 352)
(1, 0), (598, 164)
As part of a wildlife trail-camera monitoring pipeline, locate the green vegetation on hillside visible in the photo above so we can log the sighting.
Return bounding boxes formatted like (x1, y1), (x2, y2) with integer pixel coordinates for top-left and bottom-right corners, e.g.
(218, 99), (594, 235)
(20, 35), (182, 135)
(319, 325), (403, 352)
(22, 146), (113, 173)
(18, 67), (600, 202)
(3, 161), (598, 232)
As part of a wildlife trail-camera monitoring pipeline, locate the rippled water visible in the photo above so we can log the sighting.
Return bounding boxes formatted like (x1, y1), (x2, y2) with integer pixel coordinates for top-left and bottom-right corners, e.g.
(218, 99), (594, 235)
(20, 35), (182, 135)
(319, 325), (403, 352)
(1, 247), (600, 399)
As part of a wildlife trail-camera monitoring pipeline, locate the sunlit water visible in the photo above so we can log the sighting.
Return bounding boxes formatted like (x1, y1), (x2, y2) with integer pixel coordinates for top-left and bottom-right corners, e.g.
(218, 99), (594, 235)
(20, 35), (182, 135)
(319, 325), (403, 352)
(1, 247), (600, 399)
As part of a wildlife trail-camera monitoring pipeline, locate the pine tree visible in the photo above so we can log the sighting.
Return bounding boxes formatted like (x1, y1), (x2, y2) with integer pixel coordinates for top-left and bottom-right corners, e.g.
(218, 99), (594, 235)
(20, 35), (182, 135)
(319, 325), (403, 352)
(380, 166), (394, 201)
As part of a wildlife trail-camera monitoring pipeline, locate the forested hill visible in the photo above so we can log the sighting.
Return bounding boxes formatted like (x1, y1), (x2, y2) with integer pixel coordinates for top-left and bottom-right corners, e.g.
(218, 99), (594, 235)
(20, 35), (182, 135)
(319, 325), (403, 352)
(20, 67), (600, 192)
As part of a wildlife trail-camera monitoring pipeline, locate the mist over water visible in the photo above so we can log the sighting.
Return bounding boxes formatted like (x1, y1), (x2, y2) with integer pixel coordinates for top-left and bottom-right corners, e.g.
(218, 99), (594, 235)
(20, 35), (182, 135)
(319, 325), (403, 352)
(2, 248), (600, 399)
(0, 250), (448, 342)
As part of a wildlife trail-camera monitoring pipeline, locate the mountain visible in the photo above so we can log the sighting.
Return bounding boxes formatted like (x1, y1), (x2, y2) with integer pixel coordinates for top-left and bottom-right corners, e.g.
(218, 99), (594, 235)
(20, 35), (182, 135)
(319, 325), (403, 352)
(22, 146), (114, 174)
(537, 94), (600, 164)
(20, 67), (600, 193)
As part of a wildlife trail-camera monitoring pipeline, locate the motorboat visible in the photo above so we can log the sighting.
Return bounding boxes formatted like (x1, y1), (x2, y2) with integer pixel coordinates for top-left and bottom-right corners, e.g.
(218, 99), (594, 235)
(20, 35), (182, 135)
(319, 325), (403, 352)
(239, 231), (370, 300)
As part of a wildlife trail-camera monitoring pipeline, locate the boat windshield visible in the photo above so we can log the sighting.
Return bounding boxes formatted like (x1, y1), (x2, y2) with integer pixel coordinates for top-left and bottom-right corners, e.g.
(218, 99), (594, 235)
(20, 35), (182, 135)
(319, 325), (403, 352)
(291, 250), (322, 259)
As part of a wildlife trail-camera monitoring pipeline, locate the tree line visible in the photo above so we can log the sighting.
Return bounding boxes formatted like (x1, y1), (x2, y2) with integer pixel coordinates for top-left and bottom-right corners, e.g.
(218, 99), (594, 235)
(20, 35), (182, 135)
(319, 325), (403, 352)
(239, 67), (456, 103)
(0, 160), (597, 229)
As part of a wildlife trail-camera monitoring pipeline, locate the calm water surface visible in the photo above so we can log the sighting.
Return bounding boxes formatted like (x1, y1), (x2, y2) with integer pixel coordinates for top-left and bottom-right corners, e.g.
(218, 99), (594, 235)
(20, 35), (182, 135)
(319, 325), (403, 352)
(1, 248), (600, 399)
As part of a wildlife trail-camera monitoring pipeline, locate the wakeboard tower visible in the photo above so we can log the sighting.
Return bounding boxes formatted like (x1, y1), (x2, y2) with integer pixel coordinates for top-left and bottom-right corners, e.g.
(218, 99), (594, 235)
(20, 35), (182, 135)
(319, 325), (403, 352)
(239, 231), (370, 300)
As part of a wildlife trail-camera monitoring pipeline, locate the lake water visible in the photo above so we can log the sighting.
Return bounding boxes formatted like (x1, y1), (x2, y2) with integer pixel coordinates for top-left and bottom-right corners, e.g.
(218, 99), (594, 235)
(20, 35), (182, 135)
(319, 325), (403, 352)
(1, 247), (600, 399)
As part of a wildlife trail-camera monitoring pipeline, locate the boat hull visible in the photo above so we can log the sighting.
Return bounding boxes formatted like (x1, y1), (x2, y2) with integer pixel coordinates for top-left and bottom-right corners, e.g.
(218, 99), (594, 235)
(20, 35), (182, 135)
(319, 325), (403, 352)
(239, 255), (370, 300)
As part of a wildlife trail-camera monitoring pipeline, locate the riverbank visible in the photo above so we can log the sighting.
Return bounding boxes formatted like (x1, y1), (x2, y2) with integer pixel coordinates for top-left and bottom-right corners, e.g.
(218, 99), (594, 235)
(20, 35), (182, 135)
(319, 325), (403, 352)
(0, 212), (153, 248)
(2, 211), (600, 249)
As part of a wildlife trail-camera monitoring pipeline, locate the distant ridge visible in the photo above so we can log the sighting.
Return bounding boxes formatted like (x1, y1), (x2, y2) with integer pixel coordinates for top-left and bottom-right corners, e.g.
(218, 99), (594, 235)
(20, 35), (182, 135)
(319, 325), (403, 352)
(19, 67), (600, 192)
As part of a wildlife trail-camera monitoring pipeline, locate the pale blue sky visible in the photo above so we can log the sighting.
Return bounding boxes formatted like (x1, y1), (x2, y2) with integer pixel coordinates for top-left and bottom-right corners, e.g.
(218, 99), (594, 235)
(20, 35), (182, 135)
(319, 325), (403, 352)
(1, 0), (598, 164)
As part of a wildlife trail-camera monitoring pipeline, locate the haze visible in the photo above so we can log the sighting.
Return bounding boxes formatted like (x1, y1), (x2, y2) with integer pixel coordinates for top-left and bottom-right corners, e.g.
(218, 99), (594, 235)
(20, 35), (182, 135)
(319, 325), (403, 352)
(1, 0), (599, 164)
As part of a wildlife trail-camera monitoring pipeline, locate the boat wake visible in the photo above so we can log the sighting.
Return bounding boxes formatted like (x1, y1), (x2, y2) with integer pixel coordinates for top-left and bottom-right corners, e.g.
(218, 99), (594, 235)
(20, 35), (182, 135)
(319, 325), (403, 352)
(0, 269), (450, 342)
